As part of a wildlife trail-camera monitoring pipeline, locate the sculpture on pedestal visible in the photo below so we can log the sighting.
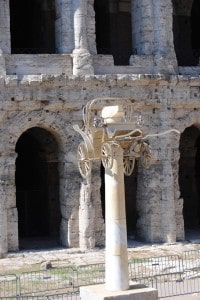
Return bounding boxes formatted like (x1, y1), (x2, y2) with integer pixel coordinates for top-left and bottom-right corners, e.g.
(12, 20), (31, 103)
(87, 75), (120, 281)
(74, 98), (180, 293)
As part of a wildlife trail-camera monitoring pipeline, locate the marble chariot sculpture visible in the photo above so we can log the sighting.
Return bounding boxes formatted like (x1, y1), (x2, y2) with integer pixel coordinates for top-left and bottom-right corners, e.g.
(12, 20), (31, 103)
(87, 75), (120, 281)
(73, 97), (152, 179)
(74, 98), (180, 294)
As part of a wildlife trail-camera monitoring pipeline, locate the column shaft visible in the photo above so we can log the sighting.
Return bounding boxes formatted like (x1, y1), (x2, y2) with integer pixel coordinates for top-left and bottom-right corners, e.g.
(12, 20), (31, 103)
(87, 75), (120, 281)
(72, 0), (94, 75)
(105, 145), (129, 291)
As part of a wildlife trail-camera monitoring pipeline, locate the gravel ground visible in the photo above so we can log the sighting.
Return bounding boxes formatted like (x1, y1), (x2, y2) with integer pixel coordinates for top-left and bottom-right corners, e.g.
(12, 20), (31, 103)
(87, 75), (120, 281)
(0, 235), (199, 274)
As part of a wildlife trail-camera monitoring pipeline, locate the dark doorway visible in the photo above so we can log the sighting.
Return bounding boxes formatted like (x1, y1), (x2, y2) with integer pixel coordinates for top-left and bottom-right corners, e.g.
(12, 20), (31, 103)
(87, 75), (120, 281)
(125, 163), (138, 237)
(191, 0), (200, 62)
(94, 0), (132, 65)
(15, 127), (61, 249)
(10, 0), (56, 54)
(179, 125), (200, 231)
(172, 0), (200, 66)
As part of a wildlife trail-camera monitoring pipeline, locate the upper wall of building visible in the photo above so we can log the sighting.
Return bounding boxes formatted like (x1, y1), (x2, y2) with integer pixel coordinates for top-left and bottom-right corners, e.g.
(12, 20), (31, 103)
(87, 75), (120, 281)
(0, 0), (199, 76)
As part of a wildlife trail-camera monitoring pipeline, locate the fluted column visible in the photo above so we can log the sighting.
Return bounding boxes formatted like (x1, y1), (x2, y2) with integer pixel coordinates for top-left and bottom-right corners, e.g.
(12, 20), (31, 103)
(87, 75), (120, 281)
(72, 0), (94, 75)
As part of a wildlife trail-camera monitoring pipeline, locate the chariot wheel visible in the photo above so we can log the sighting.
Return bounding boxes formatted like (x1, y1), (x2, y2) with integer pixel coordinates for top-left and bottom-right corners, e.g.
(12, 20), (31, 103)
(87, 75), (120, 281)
(101, 143), (113, 169)
(123, 156), (135, 176)
(77, 142), (92, 178)
(140, 142), (152, 168)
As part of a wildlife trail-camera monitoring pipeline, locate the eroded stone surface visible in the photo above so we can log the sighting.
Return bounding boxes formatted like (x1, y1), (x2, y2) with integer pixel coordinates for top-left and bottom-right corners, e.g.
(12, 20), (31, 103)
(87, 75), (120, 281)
(0, 0), (199, 255)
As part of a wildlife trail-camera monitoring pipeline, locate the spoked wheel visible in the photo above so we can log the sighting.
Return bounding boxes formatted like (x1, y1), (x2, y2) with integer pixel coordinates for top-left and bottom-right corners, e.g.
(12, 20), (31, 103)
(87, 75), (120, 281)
(77, 142), (92, 178)
(140, 142), (152, 168)
(123, 156), (135, 176)
(101, 143), (113, 169)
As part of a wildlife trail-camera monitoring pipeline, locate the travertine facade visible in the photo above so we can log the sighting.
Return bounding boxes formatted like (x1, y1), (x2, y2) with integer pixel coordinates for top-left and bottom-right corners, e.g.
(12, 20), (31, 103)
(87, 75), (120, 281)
(0, 0), (200, 256)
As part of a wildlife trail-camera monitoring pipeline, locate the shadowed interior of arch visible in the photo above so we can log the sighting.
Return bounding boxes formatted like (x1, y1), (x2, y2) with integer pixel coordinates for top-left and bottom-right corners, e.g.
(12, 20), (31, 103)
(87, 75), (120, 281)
(172, 0), (200, 66)
(10, 0), (56, 54)
(15, 127), (61, 250)
(179, 125), (200, 239)
(94, 0), (132, 65)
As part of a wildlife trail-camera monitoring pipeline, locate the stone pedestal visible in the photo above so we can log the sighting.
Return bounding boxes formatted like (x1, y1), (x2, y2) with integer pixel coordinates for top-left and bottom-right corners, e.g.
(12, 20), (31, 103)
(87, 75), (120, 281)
(80, 283), (158, 300)
(72, 48), (94, 75)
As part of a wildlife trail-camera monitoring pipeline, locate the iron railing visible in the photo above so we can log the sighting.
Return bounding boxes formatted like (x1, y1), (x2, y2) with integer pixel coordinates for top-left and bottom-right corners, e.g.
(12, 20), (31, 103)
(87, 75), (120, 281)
(1, 250), (200, 299)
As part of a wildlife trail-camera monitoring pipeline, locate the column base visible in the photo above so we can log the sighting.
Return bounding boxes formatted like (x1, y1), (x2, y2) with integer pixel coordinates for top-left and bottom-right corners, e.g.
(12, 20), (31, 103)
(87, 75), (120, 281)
(72, 48), (94, 76)
(80, 283), (158, 300)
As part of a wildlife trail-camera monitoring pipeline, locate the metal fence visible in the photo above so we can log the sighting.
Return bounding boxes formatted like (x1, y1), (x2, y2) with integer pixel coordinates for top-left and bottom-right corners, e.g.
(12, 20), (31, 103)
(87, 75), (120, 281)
(129, 254), (181, 280)
(1, 250), (200, 299)
(0, 292), (80, 299)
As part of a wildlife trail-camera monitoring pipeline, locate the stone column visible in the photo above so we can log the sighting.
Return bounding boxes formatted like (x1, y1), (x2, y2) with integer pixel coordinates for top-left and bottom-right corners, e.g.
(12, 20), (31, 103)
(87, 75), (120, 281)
(0, 0), (10, 53)
(105, 144), (129, 291)
(160, 156), (176, 243)
(0, 0), (10, 75)
(60, 162), (80, 248)
(152, 0), (177, 73)
(131, 0), (154, 55)
(131, 0), (177, 73)
(55, 0), (74, 53)
(0, 150), (17, 255)
(72, 0), (94, 75)
(0, 180), (8, 257)
(160, 109), (178, 242)
(79, 176), (95, 249)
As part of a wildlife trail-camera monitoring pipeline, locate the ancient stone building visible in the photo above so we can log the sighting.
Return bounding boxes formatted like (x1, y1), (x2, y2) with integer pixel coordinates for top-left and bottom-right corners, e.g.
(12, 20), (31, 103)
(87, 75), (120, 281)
(0, 0), (200, 256)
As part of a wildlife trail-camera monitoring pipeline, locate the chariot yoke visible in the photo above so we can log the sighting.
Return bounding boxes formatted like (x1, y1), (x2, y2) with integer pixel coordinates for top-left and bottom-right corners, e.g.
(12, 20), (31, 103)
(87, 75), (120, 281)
(73, 98), (152, 178)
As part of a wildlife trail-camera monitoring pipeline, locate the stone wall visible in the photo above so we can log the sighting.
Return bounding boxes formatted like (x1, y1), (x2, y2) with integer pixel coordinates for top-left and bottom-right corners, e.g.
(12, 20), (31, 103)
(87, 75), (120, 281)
(0, 73), (198, 253)
(0, 0), (199, 255)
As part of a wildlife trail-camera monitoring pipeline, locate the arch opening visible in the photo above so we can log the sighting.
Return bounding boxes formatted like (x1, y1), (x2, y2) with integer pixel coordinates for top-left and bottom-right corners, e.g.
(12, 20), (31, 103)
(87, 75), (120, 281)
(172, 0), (200, 66)
(10, 0), (56, 54)
(179, 125), (200, 237)
(94, 0), (132, 65)
(15, 127), (61, 250)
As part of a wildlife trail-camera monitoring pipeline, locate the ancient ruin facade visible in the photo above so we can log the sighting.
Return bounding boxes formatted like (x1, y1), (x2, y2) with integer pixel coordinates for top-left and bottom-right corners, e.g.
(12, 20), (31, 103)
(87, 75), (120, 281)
(0, 0), (200, 256)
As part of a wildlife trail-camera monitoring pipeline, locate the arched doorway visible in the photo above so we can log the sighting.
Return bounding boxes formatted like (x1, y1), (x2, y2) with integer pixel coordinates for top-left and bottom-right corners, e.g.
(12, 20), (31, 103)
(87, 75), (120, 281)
(94, 0), (132, 65)
(179, 125), (200, 237)
(15, 127), (61, 249)
(10, 0), (56, 54)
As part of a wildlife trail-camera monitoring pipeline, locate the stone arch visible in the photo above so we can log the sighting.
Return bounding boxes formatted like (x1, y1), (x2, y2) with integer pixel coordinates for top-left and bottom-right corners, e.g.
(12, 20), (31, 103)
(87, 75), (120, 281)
(172, 0), (200, 66)
(15, 127), (61, 249)
(179, 124), (200, 236)
(10, 0), (56, 54)
(94, 0), (132, 65)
